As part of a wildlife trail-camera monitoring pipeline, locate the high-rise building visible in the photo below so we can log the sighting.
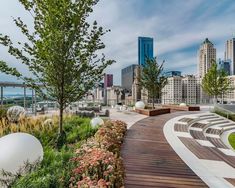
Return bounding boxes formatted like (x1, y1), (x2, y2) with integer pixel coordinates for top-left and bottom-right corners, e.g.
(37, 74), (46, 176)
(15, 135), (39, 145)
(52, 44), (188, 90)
(225, 38), (235, 75)
(218, 59), (231, 75)
(198, 38), (216, 79)
(104, 74), (113, 88)
(182, 75), (197, 104)
(162, 76), (183, 104)
(121, 64), (139, 91)
(138, 37), (154, 66)
(224, 75), (235, 103)
(164, 71), (181, 78)
(196, 78), (201, 104)
(131, 66), (141, 102)
(161, 75), (201, 105)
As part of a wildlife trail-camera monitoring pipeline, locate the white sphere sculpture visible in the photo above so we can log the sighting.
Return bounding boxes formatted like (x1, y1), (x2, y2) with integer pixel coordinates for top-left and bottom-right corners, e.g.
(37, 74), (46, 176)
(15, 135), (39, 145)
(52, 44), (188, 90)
(0, 133), (43, 175)
(135, 101), (145, 109)
(179, 103), (187, 106)
(7, 106), (26, 122)
(90, 117), (104, 128)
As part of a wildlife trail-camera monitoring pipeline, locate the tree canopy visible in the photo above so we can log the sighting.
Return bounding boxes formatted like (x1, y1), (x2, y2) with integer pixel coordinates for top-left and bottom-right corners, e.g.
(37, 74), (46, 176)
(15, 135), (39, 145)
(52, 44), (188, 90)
(202, 60), (231, 103)
(139, 57), (167, 108)
(0, 0), (114, 146)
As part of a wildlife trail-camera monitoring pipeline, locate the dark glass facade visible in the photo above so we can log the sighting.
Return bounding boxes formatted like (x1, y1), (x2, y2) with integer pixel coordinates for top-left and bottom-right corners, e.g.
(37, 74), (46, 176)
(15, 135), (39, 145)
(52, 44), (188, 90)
(163, 71), (182, 77)
(218, 59), (231, 75)
(121, 64), (138, 91)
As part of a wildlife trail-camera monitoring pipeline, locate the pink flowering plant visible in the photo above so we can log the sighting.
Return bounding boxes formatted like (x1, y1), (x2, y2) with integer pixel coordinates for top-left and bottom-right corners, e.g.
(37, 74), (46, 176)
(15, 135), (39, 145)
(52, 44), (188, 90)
(69, 120), (127, 188)
(95, 120), (127, 156)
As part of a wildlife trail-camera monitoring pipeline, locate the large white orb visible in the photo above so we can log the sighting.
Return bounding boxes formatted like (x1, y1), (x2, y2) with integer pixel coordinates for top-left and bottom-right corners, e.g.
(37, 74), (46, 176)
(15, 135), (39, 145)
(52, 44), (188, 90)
(7, 106), (26, 122)
(135, 101), (145, 109)
(90, 117), (104, 128)
(0, 133), (43, 175)
(179, 103), (187, 106)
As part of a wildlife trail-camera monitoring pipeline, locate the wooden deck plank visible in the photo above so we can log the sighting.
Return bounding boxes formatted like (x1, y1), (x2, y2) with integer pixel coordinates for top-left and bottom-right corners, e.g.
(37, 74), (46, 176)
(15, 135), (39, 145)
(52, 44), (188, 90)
(225, 178), (235, 186)
(190, 130), (207, 140)
(121, 112), (207, 187)
(174, 123), (188, 132)
(179, 137), (222, 161)
(191, 122), (207, 128)
(206, 137), (229, 149)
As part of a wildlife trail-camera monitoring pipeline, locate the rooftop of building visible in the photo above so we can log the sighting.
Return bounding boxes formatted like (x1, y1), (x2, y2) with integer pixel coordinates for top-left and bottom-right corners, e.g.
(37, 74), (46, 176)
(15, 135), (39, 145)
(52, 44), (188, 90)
(202, 38), (213, 45)
(138, 36), (154, 40)
(122, 64), (139, 70)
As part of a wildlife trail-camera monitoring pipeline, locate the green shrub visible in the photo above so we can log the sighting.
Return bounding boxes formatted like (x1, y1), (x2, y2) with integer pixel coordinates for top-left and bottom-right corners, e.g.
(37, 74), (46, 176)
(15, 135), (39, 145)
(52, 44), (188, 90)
(213, 107), (235, 122)
(12, 147), (75, 188)
(64, 116), (97, 143)
(0, 108), (7, 119)
(0, 115), (98, 188)
(228, 133), (235, 150)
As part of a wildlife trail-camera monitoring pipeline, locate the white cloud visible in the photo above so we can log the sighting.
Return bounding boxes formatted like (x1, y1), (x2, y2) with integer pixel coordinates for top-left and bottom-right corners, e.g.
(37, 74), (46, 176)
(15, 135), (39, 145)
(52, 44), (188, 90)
(0, 0), (234, 85)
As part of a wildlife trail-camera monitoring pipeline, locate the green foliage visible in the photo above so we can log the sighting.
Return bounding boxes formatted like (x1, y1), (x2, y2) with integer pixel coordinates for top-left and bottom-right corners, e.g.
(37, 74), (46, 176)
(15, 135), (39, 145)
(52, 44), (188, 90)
(0, 115), (96, 146)
(12, 147), (75, 188)
(0, 115), (98, 187)
(0, 0), (114, 135)
(228, 133), (235, 150)
(64, 116), (97, 143)
(139, 57), (167, 108)
(56, 131), (67, 150)
(0, 108), (7, 119)
(213, 107), (235, 122)
(202, 60), (231, 101)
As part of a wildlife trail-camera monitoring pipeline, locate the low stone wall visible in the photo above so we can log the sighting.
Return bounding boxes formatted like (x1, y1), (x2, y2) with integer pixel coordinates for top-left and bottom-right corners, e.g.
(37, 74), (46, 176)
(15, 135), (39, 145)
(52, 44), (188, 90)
(162, 105), (200, 111)
(135, 108), (170, 116)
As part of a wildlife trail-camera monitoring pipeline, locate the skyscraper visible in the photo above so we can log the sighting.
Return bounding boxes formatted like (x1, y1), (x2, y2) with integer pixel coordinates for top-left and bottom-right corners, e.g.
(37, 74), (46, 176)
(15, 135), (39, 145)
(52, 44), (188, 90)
(162, 76), (183, 104)
(138, 37), (154, 66)
(218, 59), (230, 75)
(104, 74), (113, 88)
(198, 38), (216, 79)
(121, 64), (139, 91)
(225, 38), (235, 75)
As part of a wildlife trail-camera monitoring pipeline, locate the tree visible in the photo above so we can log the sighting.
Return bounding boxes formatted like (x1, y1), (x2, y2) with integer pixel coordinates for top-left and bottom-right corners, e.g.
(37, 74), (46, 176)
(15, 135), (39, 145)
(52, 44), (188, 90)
(0, 0), (114, 147)
(114, 87), (123, 104)
(139, 57), (167, 109)
(202, 60), (231, 104)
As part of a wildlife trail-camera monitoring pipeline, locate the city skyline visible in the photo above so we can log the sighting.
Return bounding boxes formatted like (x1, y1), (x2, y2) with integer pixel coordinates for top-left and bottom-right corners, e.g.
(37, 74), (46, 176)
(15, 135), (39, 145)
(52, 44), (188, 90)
(0, 0), (235, 85)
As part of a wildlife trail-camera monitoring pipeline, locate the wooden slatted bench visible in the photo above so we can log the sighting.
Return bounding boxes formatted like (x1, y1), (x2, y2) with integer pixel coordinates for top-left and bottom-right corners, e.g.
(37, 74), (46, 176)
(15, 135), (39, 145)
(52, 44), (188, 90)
(174, 123), (188, 132)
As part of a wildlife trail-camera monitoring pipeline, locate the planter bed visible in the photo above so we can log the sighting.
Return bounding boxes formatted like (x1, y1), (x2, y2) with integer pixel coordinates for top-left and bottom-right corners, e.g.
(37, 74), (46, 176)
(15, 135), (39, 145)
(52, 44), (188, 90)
(135, 107), (170, 116)
(162, 105), (200, 111)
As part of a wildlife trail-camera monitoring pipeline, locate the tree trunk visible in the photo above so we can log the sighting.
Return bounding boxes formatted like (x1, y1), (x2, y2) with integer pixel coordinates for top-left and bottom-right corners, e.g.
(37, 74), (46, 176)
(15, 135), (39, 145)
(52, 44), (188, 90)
(221, 93), (224, 104)
(56, 101), (66, 149)
(213, 95), (217, 105)
(117, 94), (119, 104)
(59, 104), (63, 134)
(152, 95), (154, 109)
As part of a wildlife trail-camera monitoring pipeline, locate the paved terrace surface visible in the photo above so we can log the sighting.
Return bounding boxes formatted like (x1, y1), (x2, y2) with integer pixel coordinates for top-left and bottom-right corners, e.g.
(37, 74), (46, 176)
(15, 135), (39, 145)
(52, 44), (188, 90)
(121, 112), (208, 188)
(165, 113), (235, 187)
(109, 108), (147, 129)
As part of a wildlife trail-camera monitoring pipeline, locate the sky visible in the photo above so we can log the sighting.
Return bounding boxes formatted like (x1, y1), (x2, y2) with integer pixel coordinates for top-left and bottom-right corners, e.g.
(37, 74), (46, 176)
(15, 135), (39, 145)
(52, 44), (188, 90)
(0, 0), (235, 85)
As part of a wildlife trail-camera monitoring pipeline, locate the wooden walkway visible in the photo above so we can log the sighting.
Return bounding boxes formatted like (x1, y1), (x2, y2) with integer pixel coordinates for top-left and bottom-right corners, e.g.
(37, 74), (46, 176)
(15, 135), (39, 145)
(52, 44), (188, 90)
(121, 112), (207, 188)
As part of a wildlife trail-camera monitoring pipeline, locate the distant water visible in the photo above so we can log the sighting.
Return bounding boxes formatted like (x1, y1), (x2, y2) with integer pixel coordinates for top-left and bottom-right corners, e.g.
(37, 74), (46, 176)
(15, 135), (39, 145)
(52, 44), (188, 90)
(2, 87), (33, 98)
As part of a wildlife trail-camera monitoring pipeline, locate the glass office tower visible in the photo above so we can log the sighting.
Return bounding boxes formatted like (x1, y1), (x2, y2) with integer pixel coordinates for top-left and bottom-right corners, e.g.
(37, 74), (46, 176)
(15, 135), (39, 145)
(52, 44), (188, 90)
(138, 37), (154, 67)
